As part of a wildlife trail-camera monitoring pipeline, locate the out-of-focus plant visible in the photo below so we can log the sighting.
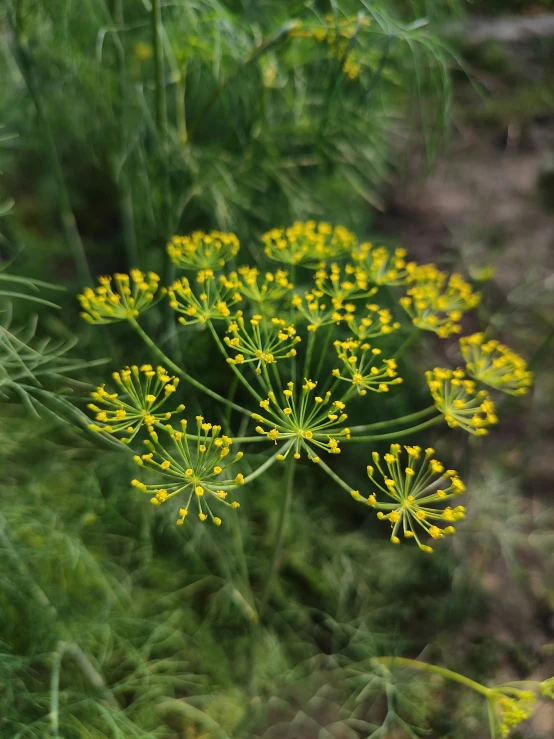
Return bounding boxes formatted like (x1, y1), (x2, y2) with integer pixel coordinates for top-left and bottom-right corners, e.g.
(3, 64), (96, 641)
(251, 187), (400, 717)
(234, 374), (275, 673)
(0, 0), (455, 283)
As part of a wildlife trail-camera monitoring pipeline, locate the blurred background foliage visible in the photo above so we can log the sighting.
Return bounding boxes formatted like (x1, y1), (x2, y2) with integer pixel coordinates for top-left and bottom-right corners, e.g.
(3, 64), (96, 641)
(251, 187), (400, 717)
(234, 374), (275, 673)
(1, 0), (554, 737)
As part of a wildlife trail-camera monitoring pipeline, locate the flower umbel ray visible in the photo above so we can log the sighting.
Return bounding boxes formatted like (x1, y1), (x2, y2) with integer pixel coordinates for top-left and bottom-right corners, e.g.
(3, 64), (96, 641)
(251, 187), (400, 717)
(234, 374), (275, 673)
(332, 339), (402, 396)
(224, 311), (301, 374)
(251, 379), (351, 460)
(132, 416), (245, 526)
(460, 332), (533, 396)
(78, 270), (164, 324)
(350, 444), (466, 551)
(426, 367), (498, 435)
(167, 230), (240, 271)
(88, 365), (184, 443)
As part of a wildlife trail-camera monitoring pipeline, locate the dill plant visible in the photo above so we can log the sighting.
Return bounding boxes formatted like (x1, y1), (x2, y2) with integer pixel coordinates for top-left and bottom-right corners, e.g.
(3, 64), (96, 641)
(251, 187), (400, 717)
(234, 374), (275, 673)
(69, 222), (553, 736)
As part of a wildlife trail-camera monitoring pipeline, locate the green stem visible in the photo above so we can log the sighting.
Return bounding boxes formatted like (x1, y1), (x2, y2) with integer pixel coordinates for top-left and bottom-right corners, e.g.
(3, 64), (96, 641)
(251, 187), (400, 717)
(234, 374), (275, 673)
(345, 414), (443, 442)
(130, 318), (252, 416)
(151, 0), (167, 135)
(317, 456), (352, 494)
(374, 657), (492, 698)
(259, 453), (296, 617)
(230, 512), (258, 623)
(349, 405), (436, 433)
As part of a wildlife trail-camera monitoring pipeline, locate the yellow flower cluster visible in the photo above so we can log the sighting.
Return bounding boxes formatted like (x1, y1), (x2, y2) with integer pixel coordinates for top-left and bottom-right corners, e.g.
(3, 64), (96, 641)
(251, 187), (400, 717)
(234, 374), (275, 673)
(131, 416), (244, 526)
(314, 262), (378, 307)
(460, 333), (533, 396)
(262, 221), (356, 266)
(495, 691), (536, 738)
(167, 231), (240, 271)
(168, 270), (242, 325)
(235, 266), (293, 305)
(400, 263), (480, 337)
(292, 289), (353, 332)
(351, 243), (408, 285)
(251, 379), (351, 460)
(332, 339), (402, 396)
(224, 312), (301, 373)
(88, 365), (184, 443)
(426, 368), (498, 435)
(351, 444), (465, 551)
(78, 271), (163, 324)
(348, 304), (400, 340)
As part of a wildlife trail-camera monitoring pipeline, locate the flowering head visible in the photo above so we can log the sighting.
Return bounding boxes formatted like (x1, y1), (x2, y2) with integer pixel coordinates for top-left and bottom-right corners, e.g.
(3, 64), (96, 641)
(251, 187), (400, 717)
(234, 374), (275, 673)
(132, 417), (244, 526)
(262, 221), (356, 267)
(167, 231), (240, 270)
(460, 333), (533, 396)
(400, 263), (480, 337)
(351, 243), (408, 285)
(224, 312), (300, 374)
(292, 289), (351, 332)
(78, 271), (164, 324)
(332, 339), (402, 396)
(168, 271), (242, 325)
(313, 263), (378, 309)
(353, 445), (465, 550)
(235, 266), (293, 306)
(492, 690), (536, 738)
(88, 365), (184, 442)
(348, 304), (401, 340)
(426, 367), (498, 435)
(252, 380), (350, 460)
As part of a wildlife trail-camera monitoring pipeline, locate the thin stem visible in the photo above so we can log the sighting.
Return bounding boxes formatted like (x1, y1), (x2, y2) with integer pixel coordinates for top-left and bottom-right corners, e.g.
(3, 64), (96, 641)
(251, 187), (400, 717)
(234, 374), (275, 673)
(374, 657), (492, 698)
(259, 453), (296, 617)
(317, 456), (354, 495)
(230, 513), (258, 623)
(151, 0), (167, 135)
(349, 405), (436, 433)
(345, 414), (443, 442)
(130, 318), (252, 416)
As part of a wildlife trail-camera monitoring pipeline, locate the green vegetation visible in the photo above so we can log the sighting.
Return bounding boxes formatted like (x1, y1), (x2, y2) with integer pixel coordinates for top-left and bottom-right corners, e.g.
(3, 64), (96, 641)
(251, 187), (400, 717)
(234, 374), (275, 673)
(1, 1), (554, 738)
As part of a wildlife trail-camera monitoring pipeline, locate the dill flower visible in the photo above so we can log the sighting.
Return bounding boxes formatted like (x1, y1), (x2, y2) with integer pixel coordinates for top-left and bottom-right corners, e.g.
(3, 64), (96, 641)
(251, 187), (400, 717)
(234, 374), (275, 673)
(400, 263), (480, 338)
(88, 365), (184, 443)
(460, 333), (533, 396)
(235, 266), (293, 305)
(251, 380), (351, 460)
(348, 304), (401, 340)
(78, 271), (164, 324)
(168, 270), (242, 325)
(426, 367), (498, 435)
(493, 691), (536, 738)
(262, 221), (356, 267)
(352, 444), (466, 551)
(167, 231), (240, 270)
(292, 289), (351, 332)
(131, 416), (244, 525)
(313, 263), (378, 308)
(332, 339), (402, 396)
(224, 312), (300, 374)
(351, 243), (408, 285)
